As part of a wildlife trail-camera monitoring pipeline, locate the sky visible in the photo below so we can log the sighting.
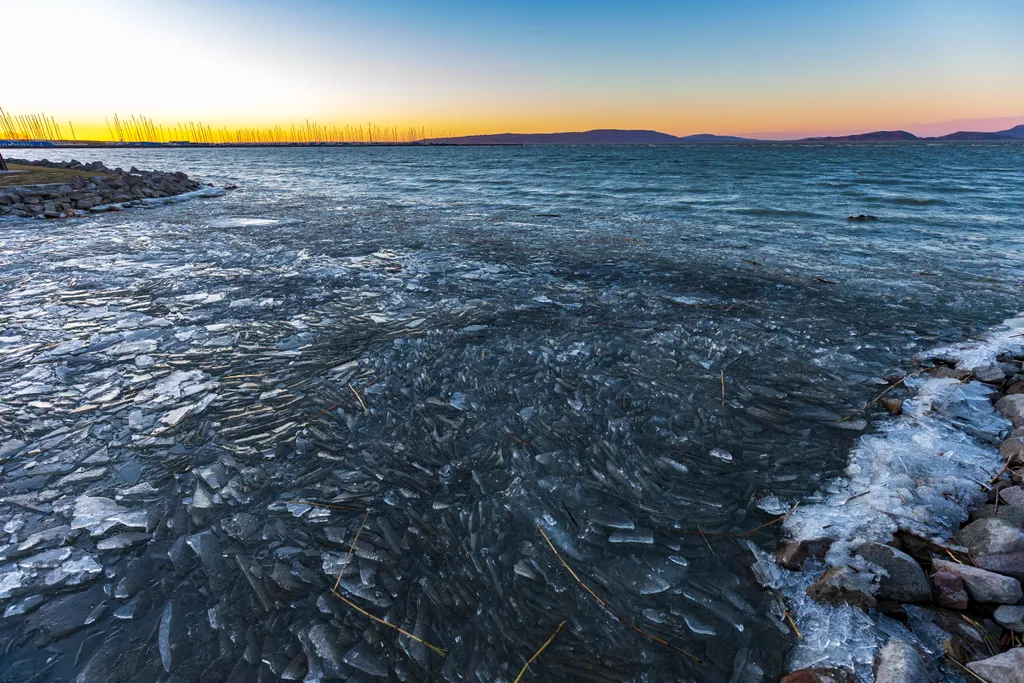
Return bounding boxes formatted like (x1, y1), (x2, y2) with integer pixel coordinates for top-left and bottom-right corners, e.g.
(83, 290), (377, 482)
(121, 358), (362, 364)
(4, 0), (1024, 140)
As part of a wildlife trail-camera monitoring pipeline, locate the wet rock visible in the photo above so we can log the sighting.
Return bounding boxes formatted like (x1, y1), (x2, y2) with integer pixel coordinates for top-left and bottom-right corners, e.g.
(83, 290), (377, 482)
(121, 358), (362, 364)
(994, 605), (1024, 632)
(776, 538), (832, 570)
(881, 397), (903, 415)
(996, 394), (1024, 428)
(847, 214), (879, 221)
(781, 668), (856, 683)
(966, 648), (1024, 683)
(931, 571), (969, 610)
(855, 542), (930, 602)
(932, 558), (1022, 603)
(873, 640), (926, 683)
(805, 566), (876, 610)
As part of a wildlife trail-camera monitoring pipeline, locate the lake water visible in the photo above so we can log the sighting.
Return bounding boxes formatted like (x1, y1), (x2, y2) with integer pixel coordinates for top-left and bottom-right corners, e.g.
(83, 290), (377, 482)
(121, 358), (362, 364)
(1, 144), (1023, 681)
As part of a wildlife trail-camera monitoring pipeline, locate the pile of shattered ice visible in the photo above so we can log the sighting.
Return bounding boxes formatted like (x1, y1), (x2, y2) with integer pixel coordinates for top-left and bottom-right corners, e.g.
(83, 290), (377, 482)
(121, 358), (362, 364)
(753, 314), (1024, 680)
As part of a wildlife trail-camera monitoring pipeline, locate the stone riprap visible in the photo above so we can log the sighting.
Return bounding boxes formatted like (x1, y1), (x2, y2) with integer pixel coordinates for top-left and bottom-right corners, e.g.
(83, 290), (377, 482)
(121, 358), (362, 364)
(0, 158), (205, 219)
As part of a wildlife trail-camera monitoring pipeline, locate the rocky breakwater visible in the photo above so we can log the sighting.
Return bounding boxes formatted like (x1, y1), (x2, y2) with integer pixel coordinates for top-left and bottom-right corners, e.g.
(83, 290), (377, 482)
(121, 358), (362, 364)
(0, 158), (223, 219)
(758, 315), (1024, 683)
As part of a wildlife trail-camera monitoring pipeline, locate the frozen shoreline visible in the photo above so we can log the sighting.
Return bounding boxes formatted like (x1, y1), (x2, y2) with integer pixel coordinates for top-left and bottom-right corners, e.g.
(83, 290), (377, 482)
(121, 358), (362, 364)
(760, 315), (1024, 681)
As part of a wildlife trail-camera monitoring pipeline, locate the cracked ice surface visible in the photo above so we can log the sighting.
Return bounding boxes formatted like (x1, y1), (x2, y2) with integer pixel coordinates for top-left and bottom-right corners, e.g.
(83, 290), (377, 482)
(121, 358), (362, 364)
(1, 146), (1023, 682)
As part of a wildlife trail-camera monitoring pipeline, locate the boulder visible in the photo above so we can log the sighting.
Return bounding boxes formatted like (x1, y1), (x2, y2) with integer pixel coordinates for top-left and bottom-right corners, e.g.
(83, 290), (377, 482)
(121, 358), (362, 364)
(806, 566), (876, 610)
(956, 517), (1024, 555)
(955, 517), (1024, 580)
(1001, 486), (1024, 508)
(996, 395), (1024, 428)
(855, 542), (930, 602)
(966, 648), (1024, 683)
(874, 640), (926, 683)
(999, 435), (1024, 465)
(994, 605), (1024, 633)
(973, 364), (1007, 384)
(781, 668), (857, 683)
(971, 505), (1024, 530)
(931, 571), (969, 609)
(932, 559), (1022, 603)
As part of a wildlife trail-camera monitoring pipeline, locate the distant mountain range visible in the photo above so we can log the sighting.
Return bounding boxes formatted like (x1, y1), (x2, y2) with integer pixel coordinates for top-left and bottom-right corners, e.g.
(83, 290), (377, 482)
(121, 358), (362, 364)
(420, 129), (751, 144)
(421, 124), (1024, 144)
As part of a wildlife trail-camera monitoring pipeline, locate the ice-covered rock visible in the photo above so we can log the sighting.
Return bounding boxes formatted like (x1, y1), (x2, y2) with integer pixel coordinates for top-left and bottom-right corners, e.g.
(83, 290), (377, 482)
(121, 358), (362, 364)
(854, 543), (930, 603)
(806, 566), (877, 610)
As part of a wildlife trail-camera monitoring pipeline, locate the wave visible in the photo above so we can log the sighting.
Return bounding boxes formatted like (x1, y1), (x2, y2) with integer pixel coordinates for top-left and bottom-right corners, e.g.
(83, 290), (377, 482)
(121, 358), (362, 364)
(887, 197), (947, 206)
(726, 207), (828, 218)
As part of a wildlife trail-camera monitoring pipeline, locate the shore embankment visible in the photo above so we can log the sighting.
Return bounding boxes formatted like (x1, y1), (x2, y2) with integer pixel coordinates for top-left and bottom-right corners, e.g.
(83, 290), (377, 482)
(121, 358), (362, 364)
(766, 317), (1024, 682)
(0, 158), (226, 219)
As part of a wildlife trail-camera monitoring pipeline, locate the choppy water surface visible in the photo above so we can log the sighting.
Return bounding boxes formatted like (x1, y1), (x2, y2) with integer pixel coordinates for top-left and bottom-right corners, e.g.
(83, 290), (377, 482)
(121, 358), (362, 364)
(1, 144), (1022, 682)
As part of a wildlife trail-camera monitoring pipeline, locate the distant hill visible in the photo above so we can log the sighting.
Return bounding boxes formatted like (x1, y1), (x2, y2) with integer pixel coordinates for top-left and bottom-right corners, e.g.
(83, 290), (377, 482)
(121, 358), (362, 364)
(935, 131), (1013, 140)
(997, 124), (1024, 139)
(417, 125), (1024, 145)
(420, 129), (758, 144)
(801, 130), (919, 142)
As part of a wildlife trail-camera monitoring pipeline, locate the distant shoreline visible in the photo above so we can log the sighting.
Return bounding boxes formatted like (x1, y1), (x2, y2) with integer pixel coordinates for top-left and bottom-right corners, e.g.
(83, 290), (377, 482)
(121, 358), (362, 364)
(3, 139), (1024, 150)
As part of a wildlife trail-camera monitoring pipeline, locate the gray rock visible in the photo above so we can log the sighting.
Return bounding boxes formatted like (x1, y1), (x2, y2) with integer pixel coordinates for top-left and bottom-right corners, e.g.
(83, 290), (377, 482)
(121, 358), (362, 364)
(874, 640), (926, 683)
(966, 648), (1024, 683)
(956, 517), (1024, 555)
(806, 566), (877, 610)
(973, 364), (1007, 384)
(999, 435), (1024, 465)
(955, 517), (1024, 580)
(974, 551), (1024, 581)
(1001, 486), (1024, 508)
(932, 558), (1023, 603)
(972, 505), (1024, 530)
(994, 605), (1024, 632)
(931, 571), (968, 609)
(996, 394), (1024, 428)
(856, 542), (931, 602)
